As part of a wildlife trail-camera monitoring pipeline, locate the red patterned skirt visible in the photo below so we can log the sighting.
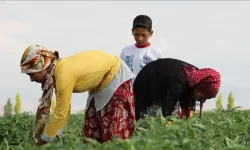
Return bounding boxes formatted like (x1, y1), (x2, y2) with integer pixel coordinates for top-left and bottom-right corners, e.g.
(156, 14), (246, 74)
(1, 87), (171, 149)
(83, 80), (136, 143)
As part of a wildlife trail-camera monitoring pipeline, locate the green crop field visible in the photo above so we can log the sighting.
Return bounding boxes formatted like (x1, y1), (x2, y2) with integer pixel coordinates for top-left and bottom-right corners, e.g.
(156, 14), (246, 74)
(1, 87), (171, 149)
(1, 110), (250, 150)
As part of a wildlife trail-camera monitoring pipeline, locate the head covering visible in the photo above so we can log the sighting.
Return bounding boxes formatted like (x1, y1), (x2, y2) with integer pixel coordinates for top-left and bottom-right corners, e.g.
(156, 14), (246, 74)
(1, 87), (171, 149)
(187, 68), (221, 99)
(184, 64), (221, 119)
(20, 45), (59, 74)
(20, 45), (60, 144)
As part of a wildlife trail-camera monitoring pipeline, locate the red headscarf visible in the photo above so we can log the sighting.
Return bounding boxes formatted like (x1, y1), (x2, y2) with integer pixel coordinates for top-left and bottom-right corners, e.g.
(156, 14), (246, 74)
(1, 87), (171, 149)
(184, 65), (221, 119)
(184, 65), (221, 99)
(189, 69), (221, 99)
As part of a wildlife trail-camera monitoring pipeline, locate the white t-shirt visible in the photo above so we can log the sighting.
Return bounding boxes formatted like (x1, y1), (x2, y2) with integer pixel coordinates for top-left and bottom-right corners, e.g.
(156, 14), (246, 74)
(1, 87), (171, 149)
(120, 43), (163, 83)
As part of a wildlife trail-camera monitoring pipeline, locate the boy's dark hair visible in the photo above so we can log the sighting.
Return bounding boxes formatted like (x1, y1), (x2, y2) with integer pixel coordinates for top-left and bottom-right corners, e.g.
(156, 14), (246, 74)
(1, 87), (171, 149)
(132, 15), (152, 31)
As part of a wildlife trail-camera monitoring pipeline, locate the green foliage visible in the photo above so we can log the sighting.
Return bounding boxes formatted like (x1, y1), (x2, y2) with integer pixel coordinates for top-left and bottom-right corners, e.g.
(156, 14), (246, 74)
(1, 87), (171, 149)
(216, 93), (223, 110)
(1, 110), (250, 150)
(227, 91), (235, 110)
(4, 98), (13, 118)
(0, 112), (35, 150)
(14, 93), (22, 115)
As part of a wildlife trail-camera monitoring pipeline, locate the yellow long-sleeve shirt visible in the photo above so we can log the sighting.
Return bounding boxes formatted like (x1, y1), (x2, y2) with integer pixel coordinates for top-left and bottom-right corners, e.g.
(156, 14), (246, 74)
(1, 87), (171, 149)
(41, 50), (121, 142)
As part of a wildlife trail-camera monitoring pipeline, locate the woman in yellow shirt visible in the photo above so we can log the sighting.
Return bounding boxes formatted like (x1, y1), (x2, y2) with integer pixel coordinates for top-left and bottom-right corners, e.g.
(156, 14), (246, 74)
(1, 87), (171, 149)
(20, 45), (136, 146)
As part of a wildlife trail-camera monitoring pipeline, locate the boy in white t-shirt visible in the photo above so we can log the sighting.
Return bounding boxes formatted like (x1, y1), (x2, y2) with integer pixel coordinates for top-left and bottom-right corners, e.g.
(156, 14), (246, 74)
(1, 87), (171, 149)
(120, 15), (182, 119)
(120, 15), (163, 83)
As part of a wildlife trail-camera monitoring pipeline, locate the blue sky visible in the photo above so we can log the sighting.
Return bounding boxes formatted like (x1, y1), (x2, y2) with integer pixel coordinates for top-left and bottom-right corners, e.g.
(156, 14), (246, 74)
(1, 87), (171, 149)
(0, 1), (249, 115)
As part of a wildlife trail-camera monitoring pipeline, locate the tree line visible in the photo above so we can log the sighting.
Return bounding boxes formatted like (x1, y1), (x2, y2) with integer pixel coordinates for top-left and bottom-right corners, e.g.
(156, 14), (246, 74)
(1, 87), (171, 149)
(216, 91), (236, 110)
(3, 93), (56, 118)
(2, 91), (237, 117)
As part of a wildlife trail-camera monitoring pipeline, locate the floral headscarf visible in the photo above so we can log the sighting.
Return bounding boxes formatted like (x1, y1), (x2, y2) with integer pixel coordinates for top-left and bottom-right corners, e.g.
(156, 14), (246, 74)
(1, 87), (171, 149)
(20, 45), (60, 144)
(20, 45), (59, 74)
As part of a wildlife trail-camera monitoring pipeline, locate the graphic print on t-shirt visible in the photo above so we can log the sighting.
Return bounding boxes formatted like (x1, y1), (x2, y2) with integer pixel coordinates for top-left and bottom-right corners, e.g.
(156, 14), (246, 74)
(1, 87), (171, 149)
(140, 55), (153, 69)
(125, 55), (134, 72)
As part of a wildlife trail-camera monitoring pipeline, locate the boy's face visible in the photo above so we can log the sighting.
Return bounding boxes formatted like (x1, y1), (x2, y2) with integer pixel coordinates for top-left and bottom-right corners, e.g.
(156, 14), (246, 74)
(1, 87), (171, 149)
(132, 27), (153, 46)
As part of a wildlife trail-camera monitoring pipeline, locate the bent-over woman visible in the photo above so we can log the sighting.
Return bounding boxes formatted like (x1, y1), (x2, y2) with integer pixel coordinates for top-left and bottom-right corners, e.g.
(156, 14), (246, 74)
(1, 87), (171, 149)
(133, 58), (221, 121)
(20, 45), (136, 146)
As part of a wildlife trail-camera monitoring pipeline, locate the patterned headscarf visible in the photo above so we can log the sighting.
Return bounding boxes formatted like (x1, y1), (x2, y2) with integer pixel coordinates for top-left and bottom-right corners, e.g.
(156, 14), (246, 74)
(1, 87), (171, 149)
(187, 68), (221, 99)
(20, 45), (60, 144)
(184, 64), (221, 119)
(20, 45), (59, 73)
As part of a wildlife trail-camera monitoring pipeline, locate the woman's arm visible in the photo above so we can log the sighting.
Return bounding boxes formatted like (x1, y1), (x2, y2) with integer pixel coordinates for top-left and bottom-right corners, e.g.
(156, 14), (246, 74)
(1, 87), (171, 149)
(161, 81), (185, 117)
(40, 75), (75, 143)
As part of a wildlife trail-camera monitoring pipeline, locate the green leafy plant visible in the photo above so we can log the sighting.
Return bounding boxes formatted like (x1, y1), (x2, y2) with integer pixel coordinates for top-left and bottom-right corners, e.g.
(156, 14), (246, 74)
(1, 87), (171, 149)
(1, 110), (250, 150)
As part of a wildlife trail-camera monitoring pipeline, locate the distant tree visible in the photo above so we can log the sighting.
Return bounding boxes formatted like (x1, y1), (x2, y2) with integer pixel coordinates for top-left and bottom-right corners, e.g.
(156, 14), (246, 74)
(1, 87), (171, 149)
(0, 106), (3, 116)
(216, 93), (223, 110)
(227, 91), (235, 110)
(14, 93), (22, 114)
(4, 105), (6, 117)
(78, 109), (84, 114)
(4, 98), (13, 117)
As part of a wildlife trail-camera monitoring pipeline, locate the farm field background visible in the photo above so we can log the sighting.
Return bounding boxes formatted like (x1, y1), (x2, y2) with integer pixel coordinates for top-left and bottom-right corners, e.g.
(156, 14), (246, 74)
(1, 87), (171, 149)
(1, 110), (250, 150)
